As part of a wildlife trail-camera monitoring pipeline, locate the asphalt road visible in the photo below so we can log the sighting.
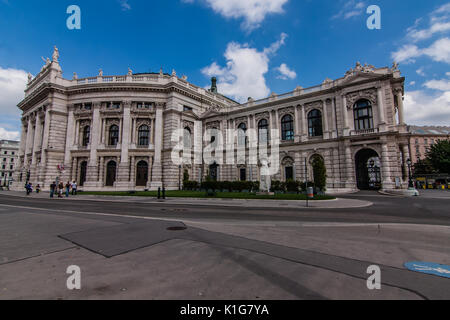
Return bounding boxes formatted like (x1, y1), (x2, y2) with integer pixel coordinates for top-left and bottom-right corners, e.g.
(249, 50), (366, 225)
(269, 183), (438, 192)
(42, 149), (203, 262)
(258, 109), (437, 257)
(0, 191), (449, 300)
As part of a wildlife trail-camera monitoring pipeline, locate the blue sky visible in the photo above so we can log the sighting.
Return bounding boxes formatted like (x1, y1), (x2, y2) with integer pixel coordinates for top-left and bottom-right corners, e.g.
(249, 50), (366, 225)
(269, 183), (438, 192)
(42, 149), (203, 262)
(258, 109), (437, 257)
(1, 0), (449, 140)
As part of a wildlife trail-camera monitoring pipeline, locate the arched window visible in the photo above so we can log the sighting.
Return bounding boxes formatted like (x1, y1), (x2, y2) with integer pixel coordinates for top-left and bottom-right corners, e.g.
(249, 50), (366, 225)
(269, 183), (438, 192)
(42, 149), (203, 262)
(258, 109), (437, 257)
(281, 115), (294, 141)
(237, 123), (247, 146)
(79, 161), (87, 187)
(183, 127), (192, 149)
(258, 119), (269, 143)
(82, 126), (90, 147)
(138, 125), (150, 146)
(354, 99), (374, 130)
(136, 160), (149, 187)
(308, 110), (323, 137)
(109, 125), (119, 146)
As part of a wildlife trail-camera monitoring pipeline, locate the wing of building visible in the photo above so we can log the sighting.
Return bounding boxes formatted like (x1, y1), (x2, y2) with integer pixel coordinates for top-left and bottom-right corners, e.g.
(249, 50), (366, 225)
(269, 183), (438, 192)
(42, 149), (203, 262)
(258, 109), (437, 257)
(14, 48), (412, 192)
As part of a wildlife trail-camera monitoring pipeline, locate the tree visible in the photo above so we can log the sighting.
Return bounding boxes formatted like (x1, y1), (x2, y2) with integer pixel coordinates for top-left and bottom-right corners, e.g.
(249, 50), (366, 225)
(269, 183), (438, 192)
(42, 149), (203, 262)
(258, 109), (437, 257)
(412, 158), (435, 175)
(312, 155), (327, 191)
(425, 140), (450, 174)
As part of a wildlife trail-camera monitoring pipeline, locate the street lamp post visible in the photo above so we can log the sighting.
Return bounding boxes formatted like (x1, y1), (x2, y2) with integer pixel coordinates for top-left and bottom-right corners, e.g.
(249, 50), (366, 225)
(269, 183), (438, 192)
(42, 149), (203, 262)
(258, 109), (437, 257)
(406, 158), (414, 189)
(179, 165), (182, 191)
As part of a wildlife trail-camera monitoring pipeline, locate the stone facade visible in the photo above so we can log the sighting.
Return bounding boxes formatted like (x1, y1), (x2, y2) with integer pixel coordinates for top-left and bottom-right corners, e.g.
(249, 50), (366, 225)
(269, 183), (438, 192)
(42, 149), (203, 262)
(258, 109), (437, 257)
(0, 140), (19, 187)
(14, 48), (412, 192)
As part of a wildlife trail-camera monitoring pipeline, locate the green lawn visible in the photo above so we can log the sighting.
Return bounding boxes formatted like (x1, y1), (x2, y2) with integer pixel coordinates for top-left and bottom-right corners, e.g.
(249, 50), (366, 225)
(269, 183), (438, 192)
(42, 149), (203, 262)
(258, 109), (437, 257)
(81, 190), (335, 201)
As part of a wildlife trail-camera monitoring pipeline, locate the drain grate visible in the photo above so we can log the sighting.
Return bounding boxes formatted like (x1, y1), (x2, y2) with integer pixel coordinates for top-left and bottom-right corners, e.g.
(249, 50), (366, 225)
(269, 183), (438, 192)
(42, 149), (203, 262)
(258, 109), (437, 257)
(166, 226), (187, 231)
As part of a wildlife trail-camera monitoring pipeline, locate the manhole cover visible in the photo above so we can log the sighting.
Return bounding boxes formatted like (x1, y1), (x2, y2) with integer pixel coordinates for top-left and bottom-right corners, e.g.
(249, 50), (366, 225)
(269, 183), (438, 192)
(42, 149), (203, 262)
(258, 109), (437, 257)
(166, 226), (187, 231)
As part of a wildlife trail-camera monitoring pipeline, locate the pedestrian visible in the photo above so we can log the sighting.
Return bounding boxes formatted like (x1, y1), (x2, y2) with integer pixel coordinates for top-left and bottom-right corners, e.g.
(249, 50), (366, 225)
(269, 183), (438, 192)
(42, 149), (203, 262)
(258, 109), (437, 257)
(50, 181), (56, 198)
(71, 181), (77, 195)
(36, 184), (41, 194)
(65, 181), (71, 198)
(26, 183), (33, 196)
(58, 182), (64, 198)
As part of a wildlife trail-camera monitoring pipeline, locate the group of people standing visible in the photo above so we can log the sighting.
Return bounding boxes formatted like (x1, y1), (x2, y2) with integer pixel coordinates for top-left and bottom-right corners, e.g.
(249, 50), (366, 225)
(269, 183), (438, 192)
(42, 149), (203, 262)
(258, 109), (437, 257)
(50, 181), (78, 198)
(25, 181), (78, 198)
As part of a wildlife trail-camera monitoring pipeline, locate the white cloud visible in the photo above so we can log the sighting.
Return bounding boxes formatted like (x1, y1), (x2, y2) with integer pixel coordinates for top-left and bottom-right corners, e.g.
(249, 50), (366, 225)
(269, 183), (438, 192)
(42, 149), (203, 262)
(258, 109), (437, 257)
(391, 38), (450, 64)
(416, 67), (426, 76)
(409, 81), (416, 86)
(424, 79), (450, 91)
(404, 90), (450, 125)
(0, 66), (27, 117)
(202, 33), (287, 102)
(119, 0), (131, 11)
(0, 127), (20, 141)
(332, 1), (366, 20)
(407, 3), (450, 42)
(185, 0), (288, 31)
(276, 63), (296, 80)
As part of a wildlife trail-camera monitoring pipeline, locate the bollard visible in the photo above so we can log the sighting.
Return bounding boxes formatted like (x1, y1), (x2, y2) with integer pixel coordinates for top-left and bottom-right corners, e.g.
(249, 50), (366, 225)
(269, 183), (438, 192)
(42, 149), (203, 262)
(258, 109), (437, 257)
(162, 187), (166, 199)
(158, 187), (161, 199)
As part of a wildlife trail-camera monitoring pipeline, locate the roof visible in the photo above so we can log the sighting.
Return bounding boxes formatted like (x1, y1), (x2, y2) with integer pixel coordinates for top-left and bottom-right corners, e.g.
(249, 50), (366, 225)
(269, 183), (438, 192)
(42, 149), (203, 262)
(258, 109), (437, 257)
(408, 126), (450, 135)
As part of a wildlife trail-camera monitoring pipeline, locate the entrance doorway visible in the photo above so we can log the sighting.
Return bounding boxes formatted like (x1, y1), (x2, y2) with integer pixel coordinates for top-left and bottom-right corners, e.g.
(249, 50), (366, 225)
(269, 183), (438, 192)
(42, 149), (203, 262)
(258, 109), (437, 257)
(106, 161), (117, 187)
(355, 149), (381, 190)
(209, 163), (218, 181)
(136, 161), (148, 187)
(79, 161), (87, 186)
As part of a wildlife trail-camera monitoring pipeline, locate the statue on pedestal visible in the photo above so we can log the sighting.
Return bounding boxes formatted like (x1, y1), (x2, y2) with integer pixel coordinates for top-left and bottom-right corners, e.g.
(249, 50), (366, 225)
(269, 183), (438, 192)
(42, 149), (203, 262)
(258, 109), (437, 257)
(52, 46), (59, 63)
(259, 159), (272, 193)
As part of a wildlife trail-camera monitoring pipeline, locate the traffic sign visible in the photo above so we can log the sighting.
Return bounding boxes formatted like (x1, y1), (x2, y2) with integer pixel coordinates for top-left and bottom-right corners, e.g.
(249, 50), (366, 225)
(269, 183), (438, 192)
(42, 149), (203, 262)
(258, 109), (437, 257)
(404, 262), (450, 279)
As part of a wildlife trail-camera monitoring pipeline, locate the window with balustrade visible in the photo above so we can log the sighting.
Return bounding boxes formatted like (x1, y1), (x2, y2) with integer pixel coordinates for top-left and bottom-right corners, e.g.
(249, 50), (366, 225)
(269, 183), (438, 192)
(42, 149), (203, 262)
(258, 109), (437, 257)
(138, 125), (150, 146)
(82, 126), (90, 147)
(354, 99), (374, 131)
(281, 115), (294, 141)
(109, 125), (119, 146)
(308, 110), (323, 137)
(258, 119), (269, 143)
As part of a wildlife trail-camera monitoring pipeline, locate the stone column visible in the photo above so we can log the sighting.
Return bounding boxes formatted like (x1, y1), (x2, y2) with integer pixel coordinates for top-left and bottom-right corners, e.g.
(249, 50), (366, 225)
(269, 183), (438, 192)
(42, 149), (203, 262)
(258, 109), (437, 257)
(301, 105), (308, 141)
(345, 145), (354, 189)
(24, 117), (33, 167)
(331, 98), (337, 138)
(117, 101), (132, 187)
(39, 108), (51, 186)
(32, 114), (43, 165)
(85, 103), (101, 187)
(150, 103), (164, 189)
(322, 99), (329, 139)
(18, 121), (27, 158)
(64, 107), (75, 166)
(381, 143), (393, 190)
(342, 95), (350, 136)
(71, 157), (77, 182)
(294, 105), (300, 142)
(99, 157), (105, 186)
(402, 144), (410, 185)
(396, 90), (405, 125)
(377, 86), (386, 131)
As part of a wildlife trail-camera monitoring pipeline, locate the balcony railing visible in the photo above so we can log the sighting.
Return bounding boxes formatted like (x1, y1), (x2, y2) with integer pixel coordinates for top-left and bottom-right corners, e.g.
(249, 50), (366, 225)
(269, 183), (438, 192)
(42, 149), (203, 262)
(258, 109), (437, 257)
(350, 128), (379, 136)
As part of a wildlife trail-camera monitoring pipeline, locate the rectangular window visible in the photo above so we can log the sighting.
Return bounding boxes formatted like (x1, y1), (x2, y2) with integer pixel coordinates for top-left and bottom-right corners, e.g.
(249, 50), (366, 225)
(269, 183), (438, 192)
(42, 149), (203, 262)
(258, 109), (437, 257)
(184, 106), (193, 112)
(240, 168), (246, 181)
(285, 167), (294, 181)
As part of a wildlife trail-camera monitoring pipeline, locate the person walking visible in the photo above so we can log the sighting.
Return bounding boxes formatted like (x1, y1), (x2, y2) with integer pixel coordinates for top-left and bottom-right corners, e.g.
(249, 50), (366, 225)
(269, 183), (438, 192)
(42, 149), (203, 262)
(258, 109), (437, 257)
(71, 181), (77, 196)
(36, 184), (41, 194)
(25, 182), (32, 196)
(65, 181), (71, 198)
(58, 182), (64, 198)
(50, 181), (56, 198)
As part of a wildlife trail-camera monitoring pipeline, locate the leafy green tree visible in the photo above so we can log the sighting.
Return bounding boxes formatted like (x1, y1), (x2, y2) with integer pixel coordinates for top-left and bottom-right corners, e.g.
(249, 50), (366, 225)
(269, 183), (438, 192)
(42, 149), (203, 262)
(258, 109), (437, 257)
(425, 140), (450, 174)
(412, 158), (435, 175)
(312, 156), (327, 191)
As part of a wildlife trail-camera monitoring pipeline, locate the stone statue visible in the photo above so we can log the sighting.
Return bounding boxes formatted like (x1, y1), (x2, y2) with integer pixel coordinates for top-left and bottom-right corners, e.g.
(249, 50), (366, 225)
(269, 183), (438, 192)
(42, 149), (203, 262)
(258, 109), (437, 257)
(392, 61), (399, 71)
(27, 73), (32, 83)
(52, 46), (59, 63)
(99, 69), (103, 77)
(172, 69), (177, 76)
(259, 159), (272, 193)
(159, 67), (163, 76)
(128, 68), (132, 76)
(73, 72), (78, 80)
(355, 62), (363, 72)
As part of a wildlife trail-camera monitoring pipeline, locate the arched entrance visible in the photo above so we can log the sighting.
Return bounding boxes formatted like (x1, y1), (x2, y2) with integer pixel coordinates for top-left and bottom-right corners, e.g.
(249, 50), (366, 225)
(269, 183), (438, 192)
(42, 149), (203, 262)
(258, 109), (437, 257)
(79, 161), (87, 187)
(105, 161), (117, 187)
(355, 149), (381, 190)
(136, 161), (148, 187)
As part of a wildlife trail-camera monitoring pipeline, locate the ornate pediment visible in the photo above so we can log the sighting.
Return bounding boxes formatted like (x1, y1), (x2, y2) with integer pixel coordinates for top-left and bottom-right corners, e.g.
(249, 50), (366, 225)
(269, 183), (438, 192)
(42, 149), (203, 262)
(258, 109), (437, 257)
(345, 88), (378, 109)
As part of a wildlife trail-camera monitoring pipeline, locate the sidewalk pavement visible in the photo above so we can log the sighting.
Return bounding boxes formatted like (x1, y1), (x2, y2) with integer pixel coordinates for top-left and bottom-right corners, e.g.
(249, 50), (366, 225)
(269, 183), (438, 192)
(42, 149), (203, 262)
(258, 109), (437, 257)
(0, 190), (372, 209)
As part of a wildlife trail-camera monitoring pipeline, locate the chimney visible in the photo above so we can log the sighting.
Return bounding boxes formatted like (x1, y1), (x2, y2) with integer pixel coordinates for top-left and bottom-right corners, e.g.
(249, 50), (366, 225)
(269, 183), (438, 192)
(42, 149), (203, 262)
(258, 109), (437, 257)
(210, 77), (217, 93)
